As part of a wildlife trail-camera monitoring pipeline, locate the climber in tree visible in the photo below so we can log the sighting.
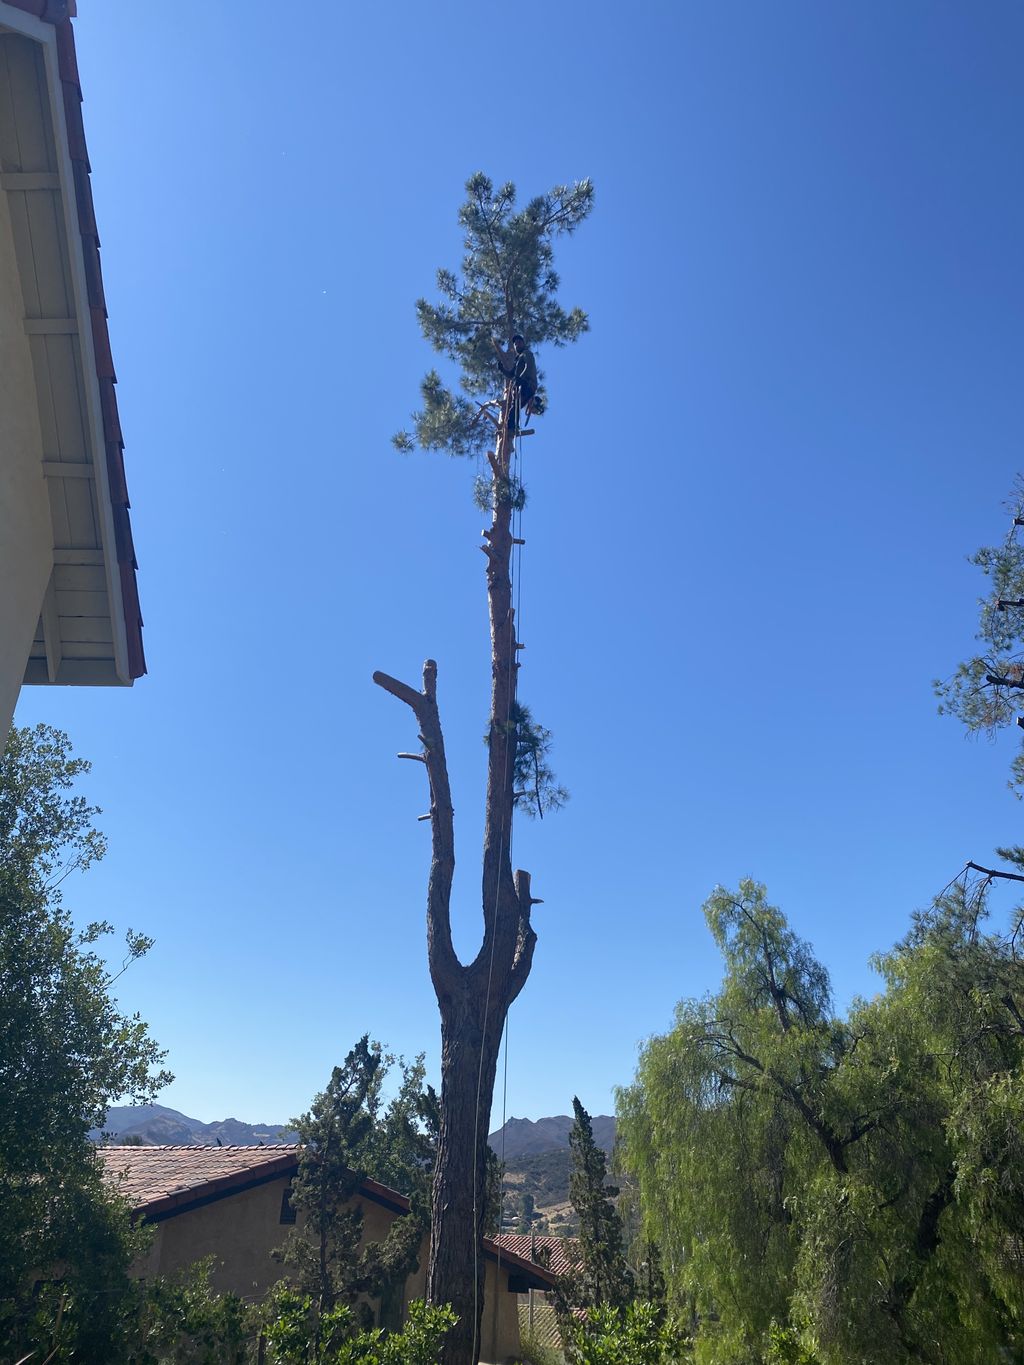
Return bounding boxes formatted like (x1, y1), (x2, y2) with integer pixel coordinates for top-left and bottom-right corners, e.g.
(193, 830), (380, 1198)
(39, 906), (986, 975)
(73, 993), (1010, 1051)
(492, 333), (537, 428)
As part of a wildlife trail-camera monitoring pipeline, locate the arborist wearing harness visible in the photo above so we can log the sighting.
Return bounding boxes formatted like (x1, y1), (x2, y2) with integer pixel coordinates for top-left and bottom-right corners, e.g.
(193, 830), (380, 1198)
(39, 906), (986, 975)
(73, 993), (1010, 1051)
(492, 334), (537, 429)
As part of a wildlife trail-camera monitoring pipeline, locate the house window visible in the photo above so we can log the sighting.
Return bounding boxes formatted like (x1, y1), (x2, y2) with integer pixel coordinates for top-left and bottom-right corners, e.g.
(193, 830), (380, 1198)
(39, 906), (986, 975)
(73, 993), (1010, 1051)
(279, 1183), (296, 1224)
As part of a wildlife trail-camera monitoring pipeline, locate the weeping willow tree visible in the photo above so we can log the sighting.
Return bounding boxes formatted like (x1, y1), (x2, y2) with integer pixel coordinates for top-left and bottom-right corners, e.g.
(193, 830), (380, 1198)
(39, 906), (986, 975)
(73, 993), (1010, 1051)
(376, 172), (592, 1365)
(617, 879), (1024, 1364)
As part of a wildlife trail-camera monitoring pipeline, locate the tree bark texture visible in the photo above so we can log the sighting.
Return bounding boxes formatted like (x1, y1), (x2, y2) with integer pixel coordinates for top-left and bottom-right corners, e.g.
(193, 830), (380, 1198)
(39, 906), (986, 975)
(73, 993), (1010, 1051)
(373, 377), (538, 1364)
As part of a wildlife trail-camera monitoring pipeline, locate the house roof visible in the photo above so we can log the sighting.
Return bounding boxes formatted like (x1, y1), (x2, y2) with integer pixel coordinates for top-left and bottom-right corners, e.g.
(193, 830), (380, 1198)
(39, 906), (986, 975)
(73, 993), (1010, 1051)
(98, 1145), (560, 1290)
(492, 1233), (581, 1278)
(98, 1144), (301, 1221)
(0, 0), (145, 685)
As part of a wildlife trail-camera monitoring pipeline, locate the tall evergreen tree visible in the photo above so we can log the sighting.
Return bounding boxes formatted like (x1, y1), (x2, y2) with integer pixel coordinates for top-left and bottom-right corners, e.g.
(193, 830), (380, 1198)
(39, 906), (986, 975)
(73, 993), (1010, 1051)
(566, 1097), (633, 1311)
(377, 172), (592, 1363)
(279, 1038), (430, 1340)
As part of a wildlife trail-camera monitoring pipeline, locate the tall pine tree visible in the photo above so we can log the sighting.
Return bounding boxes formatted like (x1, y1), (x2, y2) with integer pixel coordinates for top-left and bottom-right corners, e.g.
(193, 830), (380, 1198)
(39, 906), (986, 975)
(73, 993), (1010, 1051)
(376, 172), (592, 1364)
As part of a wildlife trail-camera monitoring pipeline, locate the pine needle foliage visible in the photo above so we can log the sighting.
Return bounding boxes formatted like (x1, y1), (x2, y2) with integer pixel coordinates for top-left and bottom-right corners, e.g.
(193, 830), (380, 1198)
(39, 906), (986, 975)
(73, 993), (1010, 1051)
(935, 476), (1024, 792)
(511, 704), (569, 819)
(393, 172), (593, 458)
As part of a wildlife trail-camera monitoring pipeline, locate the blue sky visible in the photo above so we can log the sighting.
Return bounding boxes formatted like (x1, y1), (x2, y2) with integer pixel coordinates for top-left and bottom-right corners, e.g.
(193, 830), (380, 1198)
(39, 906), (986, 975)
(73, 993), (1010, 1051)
(15, 1), (1024, 1127)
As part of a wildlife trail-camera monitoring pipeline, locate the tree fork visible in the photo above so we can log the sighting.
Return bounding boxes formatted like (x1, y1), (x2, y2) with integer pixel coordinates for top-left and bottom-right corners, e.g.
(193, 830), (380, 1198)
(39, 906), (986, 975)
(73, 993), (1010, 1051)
(374, 378), (538, 1364)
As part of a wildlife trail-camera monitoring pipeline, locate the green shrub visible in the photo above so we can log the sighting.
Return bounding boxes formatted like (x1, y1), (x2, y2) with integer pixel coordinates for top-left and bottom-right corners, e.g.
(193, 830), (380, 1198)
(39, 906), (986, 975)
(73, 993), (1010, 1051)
(516, 1331), (565, 1364)
(261, 1287), (457, 1364)
(562, 1302), (690, 1365)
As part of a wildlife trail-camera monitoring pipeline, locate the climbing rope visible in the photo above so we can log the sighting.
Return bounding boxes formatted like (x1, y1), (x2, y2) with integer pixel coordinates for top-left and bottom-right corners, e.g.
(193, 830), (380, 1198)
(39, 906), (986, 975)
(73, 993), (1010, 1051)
(471, 373), (526, 1362)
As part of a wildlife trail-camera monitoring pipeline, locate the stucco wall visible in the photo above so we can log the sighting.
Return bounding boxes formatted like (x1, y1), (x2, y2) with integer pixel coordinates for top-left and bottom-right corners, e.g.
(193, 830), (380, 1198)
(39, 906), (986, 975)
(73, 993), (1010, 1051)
(0, 175), (51, 742)
(481, 1255), (524, 1364)
(138, 1181), (524, 1359)
(147, 1174), (293, 1299)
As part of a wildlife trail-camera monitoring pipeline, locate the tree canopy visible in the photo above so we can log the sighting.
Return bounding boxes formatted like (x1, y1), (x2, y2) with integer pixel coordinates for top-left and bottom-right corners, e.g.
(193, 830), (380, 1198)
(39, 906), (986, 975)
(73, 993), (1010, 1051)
(617, 879), (1024, 1364)
(393, 172), (593, 458)
(0, 724), (170, 1360)
(279, 1038), (437, 1335)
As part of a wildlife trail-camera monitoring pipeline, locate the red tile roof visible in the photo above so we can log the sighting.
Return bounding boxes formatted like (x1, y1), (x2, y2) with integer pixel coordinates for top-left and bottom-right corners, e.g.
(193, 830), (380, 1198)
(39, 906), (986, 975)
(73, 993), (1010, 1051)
(6, 0), (145, 678)
(492, 1233), (581, 1278)
(98, 1145), (299, 1220)
(98, 1146), (560, 1289)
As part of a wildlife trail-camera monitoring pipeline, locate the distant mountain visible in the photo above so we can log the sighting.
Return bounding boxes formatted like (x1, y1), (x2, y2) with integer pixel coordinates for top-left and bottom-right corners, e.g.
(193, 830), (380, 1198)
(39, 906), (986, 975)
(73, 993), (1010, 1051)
(490, 1115), (619, 1236)
(92, 1103), (297, 1147)
(489, 1113), (616, 1160)
(95, 1104), (613, 1165)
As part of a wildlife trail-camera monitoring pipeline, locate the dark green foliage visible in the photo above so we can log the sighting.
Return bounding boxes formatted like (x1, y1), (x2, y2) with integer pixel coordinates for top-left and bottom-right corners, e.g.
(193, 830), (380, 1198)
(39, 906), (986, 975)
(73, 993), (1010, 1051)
(511, 704), (570, 819)
(280, 1039), (432, 1336)
(473, 471), (527, 512)
(361, 1052), (438, 1211)
(548, 1099), (633, 1322)
(618, 879), (1024, 1364)
(490, 702), (569, 820)
(393, 172), (593, 458)
(517, 1190), (538, 1234)
(0, 724), (170, 1363)
(482, 1142), (503, 1238)
(560, 1302), (691, 1365)
(132, 1259), (255, 1364)
(261, 1288), (457, 1365)
(935, 477), (1024, 792)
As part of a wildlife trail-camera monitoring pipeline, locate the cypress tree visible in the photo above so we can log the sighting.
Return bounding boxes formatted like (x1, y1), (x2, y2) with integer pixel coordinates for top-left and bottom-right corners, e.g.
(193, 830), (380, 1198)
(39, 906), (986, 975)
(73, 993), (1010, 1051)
(567, 1097), (634, 1312)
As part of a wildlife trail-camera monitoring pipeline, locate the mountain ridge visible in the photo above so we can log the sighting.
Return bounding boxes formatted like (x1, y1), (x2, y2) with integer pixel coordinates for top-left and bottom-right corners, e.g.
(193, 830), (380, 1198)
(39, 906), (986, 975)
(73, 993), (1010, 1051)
(93, 1104), (615, 1164)
(92, 1103), (297, 1147)
(488, 1113), (616, 1159)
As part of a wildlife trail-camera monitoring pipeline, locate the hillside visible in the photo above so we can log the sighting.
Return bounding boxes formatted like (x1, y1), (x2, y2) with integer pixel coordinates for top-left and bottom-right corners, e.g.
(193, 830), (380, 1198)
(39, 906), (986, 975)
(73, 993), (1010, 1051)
(488, 1113), (615, 1160)
(92, 1104), (296, 1147)
(490, 1114), (617, 1234)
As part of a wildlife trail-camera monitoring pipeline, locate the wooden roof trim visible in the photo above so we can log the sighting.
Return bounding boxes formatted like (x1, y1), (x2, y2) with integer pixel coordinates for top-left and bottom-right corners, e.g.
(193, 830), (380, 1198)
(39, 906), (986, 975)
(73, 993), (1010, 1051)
(2, 0), (145, 679)
(56, 15), (145, 677)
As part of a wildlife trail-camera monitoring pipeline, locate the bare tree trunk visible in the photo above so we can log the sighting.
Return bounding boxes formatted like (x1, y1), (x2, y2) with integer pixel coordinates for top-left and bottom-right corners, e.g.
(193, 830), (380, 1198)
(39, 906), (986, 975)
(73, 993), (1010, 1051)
(374, 379), (539, 1364)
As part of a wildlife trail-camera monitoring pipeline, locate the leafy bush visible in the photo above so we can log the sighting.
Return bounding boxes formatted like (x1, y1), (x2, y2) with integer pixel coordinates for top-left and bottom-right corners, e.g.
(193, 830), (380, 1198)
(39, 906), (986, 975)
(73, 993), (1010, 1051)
(562, 1302), (690, 1365)
(516, 1331), (565, 1364)
(261, 1287), (457, 1364)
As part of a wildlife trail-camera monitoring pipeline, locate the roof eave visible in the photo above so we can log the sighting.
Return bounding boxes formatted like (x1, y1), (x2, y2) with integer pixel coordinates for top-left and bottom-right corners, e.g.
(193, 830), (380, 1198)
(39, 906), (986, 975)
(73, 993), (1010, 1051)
(0, 0), (145, 686)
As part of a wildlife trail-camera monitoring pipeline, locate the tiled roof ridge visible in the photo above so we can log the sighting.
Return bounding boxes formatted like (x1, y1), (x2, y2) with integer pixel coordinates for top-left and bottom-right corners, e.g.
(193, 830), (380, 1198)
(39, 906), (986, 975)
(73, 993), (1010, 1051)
(5, 0), (145, 678)
(107, 1143), (301, 1152)
(492, 1232), (582, 1275)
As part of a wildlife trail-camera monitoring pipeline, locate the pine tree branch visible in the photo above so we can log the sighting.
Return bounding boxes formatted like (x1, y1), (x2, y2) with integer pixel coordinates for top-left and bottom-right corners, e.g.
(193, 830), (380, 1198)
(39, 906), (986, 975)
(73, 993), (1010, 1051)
(966, 861), (1024, 884)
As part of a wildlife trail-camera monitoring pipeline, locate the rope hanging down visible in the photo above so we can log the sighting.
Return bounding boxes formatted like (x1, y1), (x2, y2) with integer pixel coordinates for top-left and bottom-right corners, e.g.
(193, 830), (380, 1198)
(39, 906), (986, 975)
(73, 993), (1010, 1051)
(471, 371), (528, 1362)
